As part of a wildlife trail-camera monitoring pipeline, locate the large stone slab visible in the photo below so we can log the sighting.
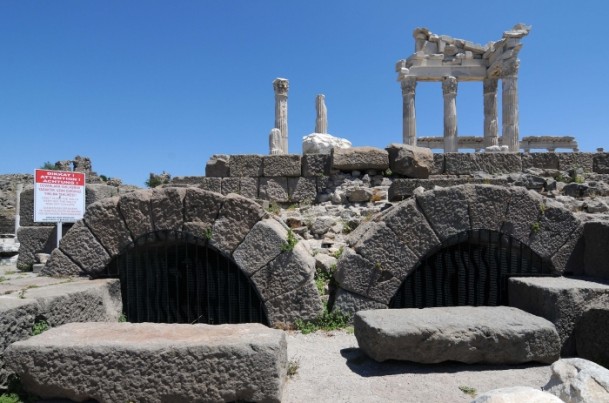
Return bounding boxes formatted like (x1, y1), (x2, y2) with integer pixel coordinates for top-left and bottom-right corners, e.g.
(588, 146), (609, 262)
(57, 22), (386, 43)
(544, 358), (609, 403)
(521, 152), (559, 170)
(302, 153), (331, 177)
(575, 306), (609, 368)
(230, 154), (263, 177)
(557, 152), (594, 172)
(354, 306), (560, 364)
(508, 276), (609, 356)
(386, 143), (433, 178)
(332, 146), (389, 171)
(6, 322), (287, 403)
(263, 155), (301, 177)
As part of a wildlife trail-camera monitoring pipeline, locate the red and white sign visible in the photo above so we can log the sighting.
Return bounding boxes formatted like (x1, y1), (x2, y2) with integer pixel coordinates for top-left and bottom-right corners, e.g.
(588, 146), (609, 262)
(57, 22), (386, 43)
(34, 169), (86, 223)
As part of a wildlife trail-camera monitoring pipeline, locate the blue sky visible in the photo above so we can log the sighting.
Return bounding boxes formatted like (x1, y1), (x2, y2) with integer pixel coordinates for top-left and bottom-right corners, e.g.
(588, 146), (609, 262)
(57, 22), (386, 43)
(1, 1), (608, 186)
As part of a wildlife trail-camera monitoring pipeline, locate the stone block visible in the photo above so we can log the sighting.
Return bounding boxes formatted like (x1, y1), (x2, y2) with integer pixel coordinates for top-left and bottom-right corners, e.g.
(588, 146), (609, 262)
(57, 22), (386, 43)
(386, 143), (433, 178)
(522, 152), (559, 170)
(58, 221), (110, 276)
(199, 177), (222, 193)
(16, 226), (55, 269)
(259, 177), (289, 203)
(205, 154), (230, 177)
(476, 153), (522, 174)
(41, 248), (82, 276)
(354, 306), (560, 364)
(431, 153), (445, 175)
(84, 197), (132, 257)
(6, 322), (287, 403)
(557, 152), (594, 172)
(465, 185), (511, 232)
(593, 153), (609, 174)
(381, 199), (440, 259)
(334, 248), (402, 304)
(575, 307), (609, 368)
(332, 147), (389, 171)
(501, 187), (543, 245)
(18, 189), (40, 227)
(544, 358), (609, 403)
(182, 188), (224, 239)
(444, 153), (478, 175)
(264, 283), (323, 326)
(551, 224), (584, 275)
(239, 177), (259, 199)
(302, 154), (332, 177)
(416, 186), (470, 241)
(0, 298), (38, 387)
(230, 154), (263, 177)
(169, 176), (206, 186)
(211, 194), (265, 253)
(233, 218), (287, 276)
(221, 177), (240, 195)
(529, 199), (580, 259)
(150, 188), (186, 232)
(332, 287), (387, 318)
(85, 184), (120, 207)
(118, 190), (154, 240)
(287, 177), (317, 203)
(583, 221), (609, 280)
(263, 155), (301, 177)
(387, 179), (432, 201)
(508, 276), (609, 355)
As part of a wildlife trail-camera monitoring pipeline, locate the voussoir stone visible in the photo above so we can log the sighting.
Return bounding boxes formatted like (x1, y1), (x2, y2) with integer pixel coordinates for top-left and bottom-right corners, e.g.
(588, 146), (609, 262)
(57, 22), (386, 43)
(465, 185), (511, 231)
(529, 199), (580, 258)
(386, 143), (434, 179)
(332, 147), (389, 171)
(58, 221), (110, 276)
(416, 186), (471, 241)
(5, 322), (287, 403)
(544, 358), (609, 403)
(41, 248), (82, 277)
(501, 187), (543, 244)
(182, 188), (223, 239)
(211, 194), (266, 253)
(118, 190), (154, 240)
(233, 218), (288, 276)
(332, 287), (387, 318)
(150, 187), (186, 232)
(264, 282), (322, 326)
(354, 306), (560, 364)
(84, 197), (132, 257)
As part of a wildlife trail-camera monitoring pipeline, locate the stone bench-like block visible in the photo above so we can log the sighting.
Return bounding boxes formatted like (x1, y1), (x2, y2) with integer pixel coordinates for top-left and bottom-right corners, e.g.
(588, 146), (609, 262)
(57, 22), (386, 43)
(508, 276), (609, 356)
(6, 322), (287, 403)
(354, 306), (560, 364)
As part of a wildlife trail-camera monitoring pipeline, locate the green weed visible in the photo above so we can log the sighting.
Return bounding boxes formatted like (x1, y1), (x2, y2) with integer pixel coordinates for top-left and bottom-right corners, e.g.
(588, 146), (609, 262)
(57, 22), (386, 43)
(32, 320), (49, 336)
(281, 229), (298, 252)
(458, 385), (477, 398)
(294, 307), (350, 334)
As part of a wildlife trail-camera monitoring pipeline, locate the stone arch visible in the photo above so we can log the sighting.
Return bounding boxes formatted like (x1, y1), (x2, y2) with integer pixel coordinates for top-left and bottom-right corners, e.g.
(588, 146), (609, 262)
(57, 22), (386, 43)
(42, 187), (323, 325)
(333, 184), (582, 315)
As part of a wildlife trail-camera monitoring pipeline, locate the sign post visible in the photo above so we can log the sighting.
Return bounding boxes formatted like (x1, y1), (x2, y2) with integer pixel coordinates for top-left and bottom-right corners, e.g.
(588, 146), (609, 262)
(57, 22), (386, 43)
(34, 169), (86, 248)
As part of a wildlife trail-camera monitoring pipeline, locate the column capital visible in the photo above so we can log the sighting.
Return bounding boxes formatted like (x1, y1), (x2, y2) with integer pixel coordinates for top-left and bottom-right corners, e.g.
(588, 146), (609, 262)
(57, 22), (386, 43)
(273, 78), (289, 96)
(502, 59), (520, 77)
(442, 76), (458, 96)
(400, 76), (417, 95)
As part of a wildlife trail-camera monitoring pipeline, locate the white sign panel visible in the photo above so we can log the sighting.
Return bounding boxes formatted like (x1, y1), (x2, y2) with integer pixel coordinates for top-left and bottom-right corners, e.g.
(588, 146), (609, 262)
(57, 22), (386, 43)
(34, 169), (86, 223)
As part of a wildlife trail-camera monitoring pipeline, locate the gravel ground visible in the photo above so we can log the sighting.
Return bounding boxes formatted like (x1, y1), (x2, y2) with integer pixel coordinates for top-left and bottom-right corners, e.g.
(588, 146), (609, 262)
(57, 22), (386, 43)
(283, 330), (552, 403)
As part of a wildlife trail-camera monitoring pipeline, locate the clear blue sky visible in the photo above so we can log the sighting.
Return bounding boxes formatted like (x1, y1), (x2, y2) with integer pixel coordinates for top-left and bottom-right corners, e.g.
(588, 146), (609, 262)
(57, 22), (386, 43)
(2, 1), (608, 186)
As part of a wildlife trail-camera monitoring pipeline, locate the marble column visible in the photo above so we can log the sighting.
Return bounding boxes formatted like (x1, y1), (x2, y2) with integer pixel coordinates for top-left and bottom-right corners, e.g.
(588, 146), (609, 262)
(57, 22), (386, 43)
(269, 128), (282, 155)
(502, 61), (520, 152)
(315, 94), (328, 134)
(483, 78), (499, 148)
(401, 76), (417, 146)
(273, 78), (289, 154)
(442, 76), (458, 152)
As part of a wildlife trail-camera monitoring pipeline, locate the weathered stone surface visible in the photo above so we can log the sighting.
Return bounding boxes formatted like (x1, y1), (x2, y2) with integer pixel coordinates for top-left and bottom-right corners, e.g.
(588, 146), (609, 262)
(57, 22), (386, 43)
(332, 147), (389, 171)
(431, 153), (445, 175)
(85, 184), (120, 207)
(150, 187), (186, 232)
(211, 194), (266, 253)
(381, 199), (440, 259)
(416, 186), (470, 240)
(251, 242), (315, 300)
(118, 190), (154, 240)
(472, 386), (563, 403)
(58, 221), (110, 276)
(169, 176), (206, 186)
(259, 177), (289, 203)
(465, 185), (511, 231)
(302, 153), (332, 177)
(15, 226), (55, 269)
(352, 221), (418, 281)
(501, 187), (543, 244)
(233, 218), (287, 276)
(529, 199), (580, 258)
(582, 221), (609, 280)
(263, 155), (301, 177)
(230, 154), (263, 177)
(354, 306), (560, 364)
(332, 287), (387, 317)
(444, 153), (479, 175)
(593, 152), (609, 174)
(6, 322), (287, 403)
(346, 187), (373, 203)
(18, 189), (43, 227)
(302, 133), (352, 154)
(199, 177), (222, 193)
(386, 143), (434, 179)
(544, 358), (609, 403)
(508, 276), (609, 355)
(84, 197), (132, 256)
(334, 248), (402, 304)
(557, 152), (594, 172)
(575, 307), (609, 368)
(265, 282), (322, 325)
(476, 153), (522, 174)
(41, 248), (82, 276)
(182, 188), (223, 238)
(205, 154), (230, 177)
(239, 177), (259, 199)
(388, 177), (509, 201)
(522, 152), (559, 170)
(551, 224), (584, 275)
(287, 177), (317, 203)
(220, 177), (240, 195)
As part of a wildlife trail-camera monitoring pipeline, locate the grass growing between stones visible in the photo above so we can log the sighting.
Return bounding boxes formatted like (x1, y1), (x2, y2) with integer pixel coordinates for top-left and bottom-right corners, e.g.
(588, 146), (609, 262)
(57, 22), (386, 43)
(294, 307), (350, 334)
(0, 375), (37, 403)
(31, 320), (49, 336)
(287, 358), (300, 378)
(458, 385), (477, 398)
(281, 229), (298, 252)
